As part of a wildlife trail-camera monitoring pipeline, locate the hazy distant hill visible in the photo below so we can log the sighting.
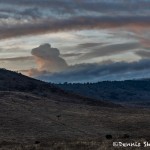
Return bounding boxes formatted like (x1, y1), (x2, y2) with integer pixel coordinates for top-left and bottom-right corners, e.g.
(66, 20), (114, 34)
(57, 80), (150, 106)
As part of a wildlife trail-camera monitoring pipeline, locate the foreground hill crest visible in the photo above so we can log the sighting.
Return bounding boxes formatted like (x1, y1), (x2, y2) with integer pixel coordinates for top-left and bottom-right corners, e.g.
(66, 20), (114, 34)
(0, 68), (120, 107)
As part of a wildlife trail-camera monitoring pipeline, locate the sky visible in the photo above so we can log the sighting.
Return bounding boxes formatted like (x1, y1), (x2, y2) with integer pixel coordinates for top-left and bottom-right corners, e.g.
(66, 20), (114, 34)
(0, 0), (150, 83)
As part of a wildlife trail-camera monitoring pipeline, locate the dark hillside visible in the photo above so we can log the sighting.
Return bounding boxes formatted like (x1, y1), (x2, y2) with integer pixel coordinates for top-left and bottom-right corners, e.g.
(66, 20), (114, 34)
(0, 91), (150, 150)
(57, 80), (150, 106)
(0, 69), (150, 150)
(0, 69), (62, 94)
(0, 68), (120, 107)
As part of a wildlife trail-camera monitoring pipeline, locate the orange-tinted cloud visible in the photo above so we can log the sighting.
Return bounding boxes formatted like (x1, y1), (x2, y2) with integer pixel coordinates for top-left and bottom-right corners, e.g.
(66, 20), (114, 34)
(0, 16), (150, 40)
(31, 43), (68, 73)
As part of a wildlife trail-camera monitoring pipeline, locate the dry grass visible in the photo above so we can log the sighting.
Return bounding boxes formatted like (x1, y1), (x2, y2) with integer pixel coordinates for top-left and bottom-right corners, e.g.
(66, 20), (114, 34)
(1, 138), (150, 150)
(0, 92), (150, 150)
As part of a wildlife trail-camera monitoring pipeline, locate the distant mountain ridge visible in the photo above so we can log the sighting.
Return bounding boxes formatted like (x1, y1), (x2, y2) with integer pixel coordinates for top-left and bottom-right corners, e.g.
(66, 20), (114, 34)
(57, 80), (150, 106)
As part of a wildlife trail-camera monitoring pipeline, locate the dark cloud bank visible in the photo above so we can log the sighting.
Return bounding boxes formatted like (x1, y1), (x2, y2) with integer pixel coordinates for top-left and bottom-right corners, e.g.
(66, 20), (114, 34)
(0, 0), (150, 39)
(29, 44), (150, 83)
(35, 59), (150, 83)
(1, 16), (150, 40)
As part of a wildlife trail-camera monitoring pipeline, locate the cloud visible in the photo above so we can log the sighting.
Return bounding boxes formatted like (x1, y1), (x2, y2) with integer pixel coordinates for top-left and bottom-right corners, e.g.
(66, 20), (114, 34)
(61, 43), (104, 58)
(136, 51), (150, 58)
(26, 43), (150, 83)
(29, 57), (150, 83)
(0, 7), (41, 20)
(61, 53), (82, 57)
(140, 38), (150, 48)
(0, 15), (150, 40)
(1, 0), (149, 14)
(31, 43), (68, 73)
(0, 0), (149, 39)
(0, 56), (33, 61)
(20, 8), (42, 19)
(77, 42), (104, 49)
(79, 42), (140, 60)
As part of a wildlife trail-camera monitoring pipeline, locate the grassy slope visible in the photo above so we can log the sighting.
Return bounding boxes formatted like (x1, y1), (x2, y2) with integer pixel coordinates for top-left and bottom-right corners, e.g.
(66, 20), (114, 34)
(0, 92), (150, 149)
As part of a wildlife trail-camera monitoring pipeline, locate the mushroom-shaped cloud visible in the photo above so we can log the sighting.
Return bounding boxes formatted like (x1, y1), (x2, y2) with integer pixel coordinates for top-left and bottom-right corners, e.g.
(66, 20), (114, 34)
(31, 43), (68, 73)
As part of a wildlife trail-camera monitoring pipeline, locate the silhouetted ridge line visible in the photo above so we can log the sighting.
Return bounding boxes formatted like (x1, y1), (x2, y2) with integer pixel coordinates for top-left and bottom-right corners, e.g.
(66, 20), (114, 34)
(0, 68), (121, 107)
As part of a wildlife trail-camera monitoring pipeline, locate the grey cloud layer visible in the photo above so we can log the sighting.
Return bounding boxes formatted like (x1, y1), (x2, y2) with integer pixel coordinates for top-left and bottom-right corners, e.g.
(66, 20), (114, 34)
(1, 0), (149, 13)
(136, 50), (150, 58)
(0, 56), (33, 61)
(35, 59), (150, 83)
(0, 16), (150, 39)
(28, 43), (150, 83)
(79, 42), (140, 60)
(0, 0), (149, 39)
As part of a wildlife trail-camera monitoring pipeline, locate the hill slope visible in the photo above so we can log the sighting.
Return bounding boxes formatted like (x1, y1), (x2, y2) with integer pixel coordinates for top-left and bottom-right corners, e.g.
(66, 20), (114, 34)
(1, 91), (150, 149)
(57, 80), (150, 106)
(0, 69), (119, 107)
(0, 69), (150, 149)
